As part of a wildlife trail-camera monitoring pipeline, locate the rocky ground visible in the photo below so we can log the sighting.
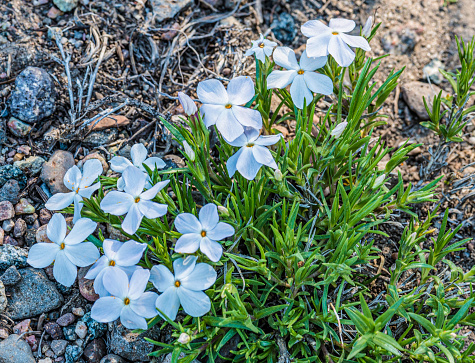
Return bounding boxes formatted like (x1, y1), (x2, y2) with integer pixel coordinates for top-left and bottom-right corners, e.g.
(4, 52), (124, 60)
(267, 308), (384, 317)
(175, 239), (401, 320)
(0, 0), (474, 362)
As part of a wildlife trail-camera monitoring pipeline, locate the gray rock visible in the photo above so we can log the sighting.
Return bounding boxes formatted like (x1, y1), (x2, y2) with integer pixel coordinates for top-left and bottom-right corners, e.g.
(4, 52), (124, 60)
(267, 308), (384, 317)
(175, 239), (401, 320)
(162, 353), (202, 363)
(0, 280), (6, 313)
(83, 338), (107, 362)
(40, 150), (75, 194)
(0, 334), (35, 363)
(401, 81), (448, 120)
(7, 117), (32, 137)
(109, 321), (159, 362)
(0, 165), (26, 188)
(53, 0), (78, 12)
(0, 179), (21, 204)
(63, 325), (77, 341)
(9, 67), (56, 124)
(45, 322), (64, 340)
(0, 244), (28, 271)
(100, 354), (125, 363)
(150, 0), (192, 23)
(0, 201), (15, 221)
(381, 29), (418, 55)
(81, 312), (107, 341)
(57, 312), (76, 327)
(83, 129), (118, 147)
(5, 267), (63, 319)
(271, 12), (296, 44)
(14, 156), (46, 176)
(65, 345), (83, 363)
(423, 59), (444, 85)
(0, 120), (6, 146)
(0, 265), (21, 285)
(50, 339), (69, 356)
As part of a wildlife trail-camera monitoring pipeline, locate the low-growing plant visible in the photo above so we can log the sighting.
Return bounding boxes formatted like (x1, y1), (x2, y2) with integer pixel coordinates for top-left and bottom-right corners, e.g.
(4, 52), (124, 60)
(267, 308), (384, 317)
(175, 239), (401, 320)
(29, 16), (475, 363)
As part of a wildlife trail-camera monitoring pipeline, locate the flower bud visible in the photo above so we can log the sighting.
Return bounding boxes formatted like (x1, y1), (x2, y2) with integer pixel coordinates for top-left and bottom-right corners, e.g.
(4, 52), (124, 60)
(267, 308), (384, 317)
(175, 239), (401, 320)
(217, 205), (229, 216)
(183, 141), (195, 162)
(274, 169), (283, 181)
(372, 174), (386, 189)
(330, 121), (348, 138)
(178, 92), (197, 116)
(362, 16), (373, 37)
(178, 332), (191, 344)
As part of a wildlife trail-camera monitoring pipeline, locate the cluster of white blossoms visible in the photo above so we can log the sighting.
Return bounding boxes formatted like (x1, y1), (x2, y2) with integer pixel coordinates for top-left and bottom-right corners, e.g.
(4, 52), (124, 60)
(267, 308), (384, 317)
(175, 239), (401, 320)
(25, 16), (372, 332)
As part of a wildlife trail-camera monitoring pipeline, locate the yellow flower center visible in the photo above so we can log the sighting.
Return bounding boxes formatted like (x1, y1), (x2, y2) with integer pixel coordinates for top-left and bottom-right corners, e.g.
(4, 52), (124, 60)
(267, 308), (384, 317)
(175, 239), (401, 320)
(246, 143), (254, 148)
(175, 280), (181, 287)
(109, 260), (116, 266)
(201, 230), (207, 237)
(258, 42), (265, 48)
(225, 104), (232, 109)
(297, 69), (305, 75)
(75, 187), (80, 193)
(124, 298), (130, 305)
(134, 197), (141, 203)
(332, 31), (339, 35)
(60, 243), (65, 250)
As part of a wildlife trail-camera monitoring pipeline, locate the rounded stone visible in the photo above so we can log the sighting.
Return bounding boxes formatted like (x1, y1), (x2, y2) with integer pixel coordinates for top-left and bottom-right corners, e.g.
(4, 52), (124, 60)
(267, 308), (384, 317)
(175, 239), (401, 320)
(40, 150), (75, 194)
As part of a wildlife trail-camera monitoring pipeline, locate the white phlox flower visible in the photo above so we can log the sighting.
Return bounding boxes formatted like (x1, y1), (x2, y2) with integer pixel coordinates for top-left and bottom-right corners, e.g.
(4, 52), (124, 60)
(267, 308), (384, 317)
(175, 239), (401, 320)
(100, 166), (169, 235)
(27, 213), (99, 287)
(267, 47), (333, 109)
(110, 143), (166, 191)
(91, 268), (158, 330)
(174, 203), (234, 262)
(244, 34), (277, 63)
(301, 18), (371, 67)
(226, 127), (282, 181)
(197, 76), (262, 142)
(85, 239), (147, 297)
(45, 159), (103, 223)
(177, 92), (198, 116)
(151, 256), (217, 321)
(330, 121), (348, 138)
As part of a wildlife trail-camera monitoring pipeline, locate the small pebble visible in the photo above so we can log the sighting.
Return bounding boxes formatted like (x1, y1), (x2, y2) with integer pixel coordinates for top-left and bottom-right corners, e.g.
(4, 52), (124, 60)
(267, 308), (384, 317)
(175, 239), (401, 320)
(0, 201), (15, 221)
(0, 265), (21, 285)
(14, 198), (35, 215)
(2, 219), (14, 232)
(39, 208), (52, 225)
(44, 322), (64, 340)
(13, 218), (27, 238)
(50, 340), (68, 356)
(57, 313), (76, 327)
(72, 307), (85, 317)
(75, 321), (87, 339)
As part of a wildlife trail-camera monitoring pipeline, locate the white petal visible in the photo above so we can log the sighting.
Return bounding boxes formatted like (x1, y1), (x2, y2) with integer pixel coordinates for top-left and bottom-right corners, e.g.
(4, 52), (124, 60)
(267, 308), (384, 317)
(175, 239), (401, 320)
(250, 48), (266, 63)
(175, 233), (202, 254)
(197, 79), (228, 105)
(72, 193), (83, 224)
(27, 242), (59, 268)
(303, 72), (334, 95)
(130, 291), (159, 318)
(103, 239), (122, 259)
(63, 165), (81, 191)
(64, 218), (97, 245)
(226, 148), (243, 178)
(177, 288), (211, 317)
(340, 33), (371, 51)
(53, 251), (77, 287)
(200, 104), (224, 128)
(199, 204), (219, 230)
(120, 306), (148, 330)
(227, 76), (255, 105)
(180, 263), (217, 291)
(264, 46), (275, 56)
(117, 176), (126, 191)
(130, 144), (148, 167)
(103, 268), (129, 298)
(110, 156), (133, 173)
(264, 39), (277, 48)
(232, 106), (263, 130)
(91, 296), (124, 322)
(290, 74), (313, 109)
(266, 70), (297, 89)
(45, 192), (75, 211)
(123, 166), (146, 197)
(207, 222), (234, 241)
(174, 213), (201, 234)
(299, 50), (328, 71)
(85, 255), (109, 279)
(225, 128), (257, 147)
(122, 204), (143, 235)
(236, 147), (262, 180)
(140, 180), (169, 200)
(305, 34), (332, 58)
(93, 268), (110, 297)
(329, 18), (355, 32)
(100, 191), (134, 216)
(200, 237), (223, 262)
(138, 200), (168, 219)
(79, 159), (103, 188)
(301, 20), (332, 37)
(78, 182), (100, 199)
(174, 256), (198, 281)
(128, 268), (150, 300)
(177, 92), (198, 116)
(150, 265), (175, 292)
(272, 47), (299, 70)
(253, 145), (277, 169)
(328, 35), (355, 67)
(156, 287), (180, 321)
(142, 157), (166, 172)
(254, 134), (282, 146)
(64, 242), (100, 267)
(115, 240), (146, 266)
(46, 213), (67, 244)
(215, 109), (245, 142)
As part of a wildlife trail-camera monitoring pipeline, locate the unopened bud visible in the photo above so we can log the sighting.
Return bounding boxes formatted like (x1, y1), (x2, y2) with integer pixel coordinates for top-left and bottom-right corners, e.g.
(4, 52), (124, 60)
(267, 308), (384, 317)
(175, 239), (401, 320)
(372, 174), (386, 189)
(183, 141), (195, 162)
(178, 333), (191, 344)
(177, 92), (197, 116)
(274, 169), (283, 181)
(362, 16), (373, 37)
(217, 205), (229, 216)
(330, 121), (348, 138)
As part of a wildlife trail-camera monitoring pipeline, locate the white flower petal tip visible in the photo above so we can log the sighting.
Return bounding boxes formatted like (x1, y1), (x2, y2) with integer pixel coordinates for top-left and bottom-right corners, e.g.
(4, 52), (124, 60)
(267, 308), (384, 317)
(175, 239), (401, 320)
(91, 268), (158, 329)
(27, 213), (99, 287)
(330, 121), (348, 138)
(174, 203), (234, 261)
(183, 141), (195, 162)
(197, 77), (262, 142)
(362, 16), (373, 37)
(302, 18), (371, 67)
(267, 47), (333, 109)
(151, 257), (217, 321)
(245, 34), (277, 63)
(177, 92), (198, 116)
